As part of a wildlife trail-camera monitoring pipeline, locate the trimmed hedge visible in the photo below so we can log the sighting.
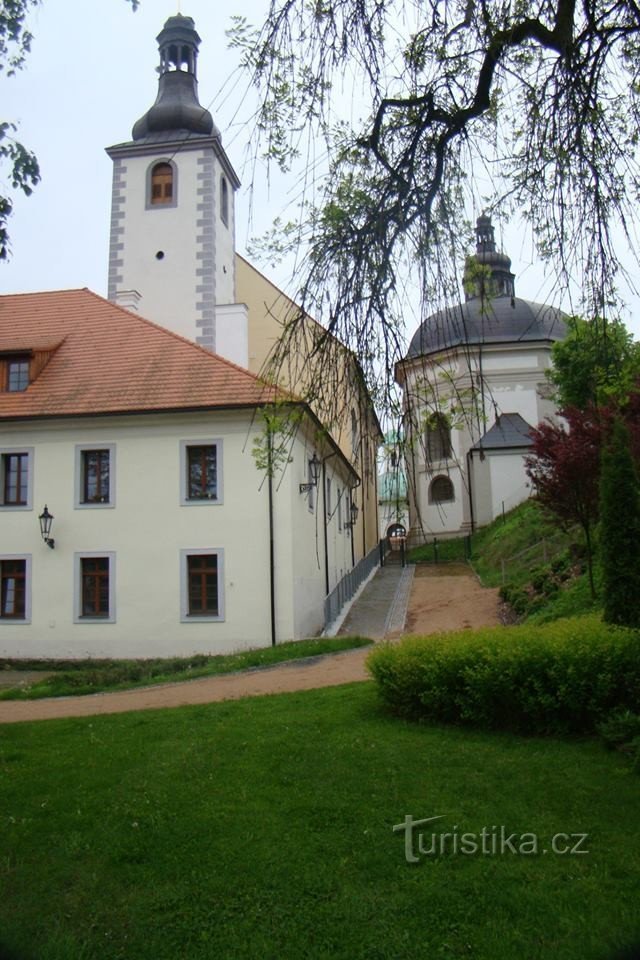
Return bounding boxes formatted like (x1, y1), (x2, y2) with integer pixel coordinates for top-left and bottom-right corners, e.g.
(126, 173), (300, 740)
(367, 616), (640, 735)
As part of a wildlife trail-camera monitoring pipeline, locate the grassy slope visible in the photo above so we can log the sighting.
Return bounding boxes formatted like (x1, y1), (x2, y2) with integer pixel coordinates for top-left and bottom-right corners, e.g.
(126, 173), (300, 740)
(1, 684), (638, 960)
(0, 637), (372, 701)
(410, 500), (600, 621)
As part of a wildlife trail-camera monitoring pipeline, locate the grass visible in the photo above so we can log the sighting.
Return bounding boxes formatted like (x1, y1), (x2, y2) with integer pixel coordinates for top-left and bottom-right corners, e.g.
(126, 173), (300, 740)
(409, 500), (600, 622)
(1, 684), (639, 959)
(0, 636), (372, 701)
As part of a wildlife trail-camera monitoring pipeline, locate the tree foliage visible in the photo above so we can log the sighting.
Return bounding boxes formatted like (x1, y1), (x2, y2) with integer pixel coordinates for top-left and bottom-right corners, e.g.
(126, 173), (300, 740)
(548, 316), (640, 410)
(232, 0), (640, 412)
(525, 408), (602, 597)
(599, 417), (640, 628)
(1, 0), (138, 261)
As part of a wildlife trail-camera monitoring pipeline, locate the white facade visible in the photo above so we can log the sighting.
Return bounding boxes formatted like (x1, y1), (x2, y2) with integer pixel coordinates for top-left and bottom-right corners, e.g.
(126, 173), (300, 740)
(0, 410), (356, 658)
(400, 341), (560, 540)
(398, 213), (566, 542)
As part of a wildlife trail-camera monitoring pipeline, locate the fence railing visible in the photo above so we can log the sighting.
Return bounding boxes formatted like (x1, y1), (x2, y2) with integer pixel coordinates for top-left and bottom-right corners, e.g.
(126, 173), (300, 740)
(499, 533), (569, 584)
(324, 540), (389, 628)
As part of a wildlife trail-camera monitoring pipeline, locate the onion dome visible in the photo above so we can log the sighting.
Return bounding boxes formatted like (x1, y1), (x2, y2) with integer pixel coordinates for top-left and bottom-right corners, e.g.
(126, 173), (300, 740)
(132, 14), (218, 141)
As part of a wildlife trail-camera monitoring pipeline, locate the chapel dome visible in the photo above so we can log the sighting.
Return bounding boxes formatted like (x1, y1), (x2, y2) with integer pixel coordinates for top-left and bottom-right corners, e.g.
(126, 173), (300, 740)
(406, 215), (567, 359)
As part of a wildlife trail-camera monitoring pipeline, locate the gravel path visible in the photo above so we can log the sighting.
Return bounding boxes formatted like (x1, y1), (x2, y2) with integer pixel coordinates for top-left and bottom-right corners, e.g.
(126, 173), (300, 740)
(0, 565), (500, 724)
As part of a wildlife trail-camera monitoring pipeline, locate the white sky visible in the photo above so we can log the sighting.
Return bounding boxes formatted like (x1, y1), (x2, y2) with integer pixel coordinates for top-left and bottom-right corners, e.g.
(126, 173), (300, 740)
(2, 0), (639, 338)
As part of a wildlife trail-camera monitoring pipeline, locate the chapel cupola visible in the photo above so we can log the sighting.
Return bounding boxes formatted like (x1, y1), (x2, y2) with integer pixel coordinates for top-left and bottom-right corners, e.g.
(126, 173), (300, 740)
(132, 14), (217, 140)
(463, 214), (516, 301)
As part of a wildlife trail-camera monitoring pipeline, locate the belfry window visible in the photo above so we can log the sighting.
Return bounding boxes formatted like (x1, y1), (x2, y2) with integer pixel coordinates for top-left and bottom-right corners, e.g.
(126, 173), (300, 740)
(151, 162), (174, 205)
(220, 176), (229, 226)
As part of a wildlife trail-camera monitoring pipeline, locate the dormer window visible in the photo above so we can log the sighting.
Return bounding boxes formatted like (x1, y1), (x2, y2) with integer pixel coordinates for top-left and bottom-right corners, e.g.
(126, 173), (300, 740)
(4, 356), (30, 392)
(151, 162), (174, 205)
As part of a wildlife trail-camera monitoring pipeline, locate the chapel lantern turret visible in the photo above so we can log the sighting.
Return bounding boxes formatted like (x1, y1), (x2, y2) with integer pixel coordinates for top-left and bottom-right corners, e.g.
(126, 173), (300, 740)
(463, 214), (516, 301)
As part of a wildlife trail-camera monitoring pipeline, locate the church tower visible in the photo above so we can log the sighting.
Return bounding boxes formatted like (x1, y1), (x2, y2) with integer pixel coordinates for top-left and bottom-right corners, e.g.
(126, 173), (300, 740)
(106, 14), (248, 366)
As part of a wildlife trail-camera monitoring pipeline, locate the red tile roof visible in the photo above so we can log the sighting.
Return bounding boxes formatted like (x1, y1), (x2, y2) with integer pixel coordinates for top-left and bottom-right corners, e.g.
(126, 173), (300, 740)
(0, 289), (284, 420)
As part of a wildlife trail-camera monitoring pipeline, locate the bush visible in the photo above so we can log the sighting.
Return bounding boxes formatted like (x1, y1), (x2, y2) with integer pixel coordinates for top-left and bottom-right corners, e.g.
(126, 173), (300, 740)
(367, 616), (640, 735)
(597, 709), (640, 770)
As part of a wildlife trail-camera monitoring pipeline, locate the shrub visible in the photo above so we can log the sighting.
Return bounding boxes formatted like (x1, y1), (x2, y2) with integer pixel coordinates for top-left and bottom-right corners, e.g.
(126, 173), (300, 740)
(597, 709), (640, 770)
(367, 616), (640, 735)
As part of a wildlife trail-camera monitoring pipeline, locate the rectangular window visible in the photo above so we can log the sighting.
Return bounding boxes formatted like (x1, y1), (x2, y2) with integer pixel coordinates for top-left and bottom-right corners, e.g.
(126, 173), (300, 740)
(181, 549), (224, 621)
(82, 449), (110, 503)
(75, 553), (115, 623)
(0, 559), (26, 618)
(6, 359), (29, 392)
(188, 445), (217, 500)
(3, 453), (28, 505)
(75, 445), (115, 508)
(81, 557), (109, 617)
(180, 440), (223, 505)
(187, 554), (218, 616)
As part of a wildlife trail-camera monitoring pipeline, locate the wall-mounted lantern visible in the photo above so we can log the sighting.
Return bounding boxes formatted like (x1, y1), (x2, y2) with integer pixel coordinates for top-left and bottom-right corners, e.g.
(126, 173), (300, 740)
(38, 505), (55, 549)
(299, 453), (321, 494)
(346, 501), (359, 528)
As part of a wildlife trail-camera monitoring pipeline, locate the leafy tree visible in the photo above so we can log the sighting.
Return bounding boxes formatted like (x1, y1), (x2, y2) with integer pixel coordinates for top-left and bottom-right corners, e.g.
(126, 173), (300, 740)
(525, 408), (603, 598)
(548, 316), (640, 410)
(1, 0), (137, 260)
(599, 417), (640, 627)
(232, 0), (640, 413)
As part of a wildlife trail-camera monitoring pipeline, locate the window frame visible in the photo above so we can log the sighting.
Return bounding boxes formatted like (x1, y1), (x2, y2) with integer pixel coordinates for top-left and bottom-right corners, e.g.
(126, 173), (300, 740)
(4, 356), (30, 392)
(0, 555), (31, 623)
(75, 444), (116, 509)
(425, 413), (452, 463)
(180, 548), (225, 622)
(74, 552), (116, 623)
(429, 475), (455, 505)
(0, 447), (34, 511)
(180, 439), (223, 506)
(220, 175), (229, 226)
(145, 158), (178, 210)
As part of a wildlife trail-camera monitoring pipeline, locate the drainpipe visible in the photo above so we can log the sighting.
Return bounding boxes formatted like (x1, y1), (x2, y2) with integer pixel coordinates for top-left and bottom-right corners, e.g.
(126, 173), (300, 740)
(466, 448), (476, 534)
(268, 432), (276, 646)
(322, 459), (330, 597)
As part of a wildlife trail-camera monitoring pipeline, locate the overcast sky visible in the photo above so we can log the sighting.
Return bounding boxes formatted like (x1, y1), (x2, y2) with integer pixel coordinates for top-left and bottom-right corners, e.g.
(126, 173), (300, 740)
(2, 0), (639, 338)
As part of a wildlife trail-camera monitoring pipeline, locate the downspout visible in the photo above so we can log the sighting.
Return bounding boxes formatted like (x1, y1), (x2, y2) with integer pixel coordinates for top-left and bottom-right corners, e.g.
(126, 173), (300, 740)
(268, 431), (276, 646)
(350, 477), (361, 569)
(466, 448), (476, 534)
(322, 459), (330, 597)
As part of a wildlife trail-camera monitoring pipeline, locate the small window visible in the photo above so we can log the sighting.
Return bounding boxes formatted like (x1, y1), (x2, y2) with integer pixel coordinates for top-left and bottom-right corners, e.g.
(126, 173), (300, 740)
(2, 453), (28, 505)
(5, 357), (29, 392)
(151, 162), (174, 205)
(0, 449), (33, 509)
(429, 475), (455, 504)
(181, 549), (224, 621)
(425, 413), (452, 462)
(0, 558), (26, 619)
(75, 445), (115, 508)
(326, 477), (332, 518)
(220, 176), (229, 226)
(180, 441), (223, 504)
(82, 449), (110, 503)
(75, 553), (115, 622)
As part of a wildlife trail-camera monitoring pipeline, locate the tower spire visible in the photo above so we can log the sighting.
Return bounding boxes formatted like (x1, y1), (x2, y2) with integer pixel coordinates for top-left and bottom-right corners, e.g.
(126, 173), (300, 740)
(132, 14), (217, 141)
(463, 214), (515, 301)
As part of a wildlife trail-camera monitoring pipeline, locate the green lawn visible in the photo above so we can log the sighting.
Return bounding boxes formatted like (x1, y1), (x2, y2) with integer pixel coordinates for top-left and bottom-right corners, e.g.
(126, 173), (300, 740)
(1, 683), (638, 960)
(0, 636), (372, 700)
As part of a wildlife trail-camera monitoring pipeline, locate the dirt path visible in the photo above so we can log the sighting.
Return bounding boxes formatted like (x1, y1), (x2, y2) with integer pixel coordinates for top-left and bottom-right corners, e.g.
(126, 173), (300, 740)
(0, 566), (500, 724)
